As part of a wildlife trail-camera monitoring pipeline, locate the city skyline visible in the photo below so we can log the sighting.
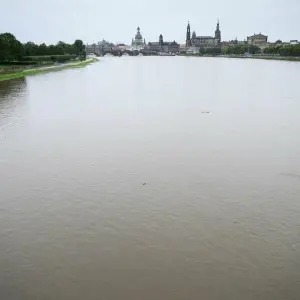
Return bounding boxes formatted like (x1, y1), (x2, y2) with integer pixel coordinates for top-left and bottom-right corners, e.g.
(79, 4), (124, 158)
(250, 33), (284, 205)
(1, 0), (299, 44)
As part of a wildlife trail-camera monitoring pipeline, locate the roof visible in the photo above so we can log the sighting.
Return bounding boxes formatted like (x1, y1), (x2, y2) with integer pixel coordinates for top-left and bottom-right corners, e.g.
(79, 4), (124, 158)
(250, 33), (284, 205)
(248, 33), (268, 38)
(148, 40), (178, 45)
(162, 41), (179, 46)
(195, 36), (214, 39)
(97, 40), (113, 47)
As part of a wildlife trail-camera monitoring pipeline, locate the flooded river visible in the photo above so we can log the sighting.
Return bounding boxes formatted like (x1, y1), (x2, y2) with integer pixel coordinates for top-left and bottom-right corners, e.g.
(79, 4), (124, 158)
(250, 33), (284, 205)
(1, 57), (300, 300)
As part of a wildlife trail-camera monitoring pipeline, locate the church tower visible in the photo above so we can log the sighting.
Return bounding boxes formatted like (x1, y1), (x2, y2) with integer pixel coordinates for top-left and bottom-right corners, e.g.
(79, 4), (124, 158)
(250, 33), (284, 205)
(186, 22), (191, 46)
(159, 34), (164, 46)
(215, 19), (221, 44)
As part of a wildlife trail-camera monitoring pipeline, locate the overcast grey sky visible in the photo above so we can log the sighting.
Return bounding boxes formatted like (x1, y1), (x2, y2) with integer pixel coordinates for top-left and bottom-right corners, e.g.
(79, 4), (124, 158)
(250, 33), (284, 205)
(1, 0), (299, 44)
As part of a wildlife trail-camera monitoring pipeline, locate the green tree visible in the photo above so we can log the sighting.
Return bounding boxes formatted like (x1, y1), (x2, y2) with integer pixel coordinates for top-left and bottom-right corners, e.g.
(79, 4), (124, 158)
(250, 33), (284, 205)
(205, 47), (222, 55)
(23, 41), (39, 56)
(73, 39), (86, 60)
(37, 43), (48, 55)
(1, 32), (88, 62)
(0, 33), (23, 61)
(263, 45), (300, 57)
(0, 35), (10, 61)
(199, 47), (205, 55)
(74, 40), (84, 54)
(248, 45), (260, 54)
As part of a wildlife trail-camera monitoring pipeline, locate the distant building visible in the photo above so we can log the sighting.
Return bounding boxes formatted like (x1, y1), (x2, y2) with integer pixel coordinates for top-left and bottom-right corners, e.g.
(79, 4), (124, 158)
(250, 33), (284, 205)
(131, 27), (146, 50)
(247, 33), (268, 45)
(221, 39), (246, 48)
(237, 40), (247, 45)
(148, 34), (179, 53)
(113, 44), (128, 52)
(98, 39), (114, 52)
(179, 44), (187, 54)
(186, 20), (221, 49)
(147, 41), (161, 52)
(192, 35), (218, 47)
(186, 46), (199, 55)
(290, 40), (299, 45)
(86, 40), (114, 55)
(86, 44), (97, 54)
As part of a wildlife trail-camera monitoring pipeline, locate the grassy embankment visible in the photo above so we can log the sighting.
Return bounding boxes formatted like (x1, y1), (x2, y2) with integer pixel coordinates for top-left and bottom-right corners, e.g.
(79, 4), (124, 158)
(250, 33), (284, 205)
(249, 56), (300, 62)
(187, 53), (300, 62)
(0, 58), (98, 82)
(222, 55), (300, 62)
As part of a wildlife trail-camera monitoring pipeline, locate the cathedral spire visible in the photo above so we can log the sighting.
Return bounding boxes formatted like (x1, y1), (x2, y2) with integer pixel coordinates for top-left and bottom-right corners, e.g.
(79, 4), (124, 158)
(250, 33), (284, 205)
(159, 34), (163, 46)
(186, 21), (191, 47)
(215, 18), (221, 43)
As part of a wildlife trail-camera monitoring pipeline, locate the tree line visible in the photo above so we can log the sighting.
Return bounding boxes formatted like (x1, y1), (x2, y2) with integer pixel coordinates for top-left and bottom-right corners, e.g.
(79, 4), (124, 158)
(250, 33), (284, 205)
(222, 45), (260, 55)
(199, 47), (222, 55)
(0, 33), (86, 63)
(263, 44), (300, 56)
(191, 45), (261, 56)
(221, 44), (300, 56)
(192, 44), (300, 57)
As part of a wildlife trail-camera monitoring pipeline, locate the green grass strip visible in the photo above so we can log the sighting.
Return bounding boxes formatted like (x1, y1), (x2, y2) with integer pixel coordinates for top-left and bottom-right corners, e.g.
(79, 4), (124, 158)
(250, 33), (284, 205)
(0, 58), (98, 82)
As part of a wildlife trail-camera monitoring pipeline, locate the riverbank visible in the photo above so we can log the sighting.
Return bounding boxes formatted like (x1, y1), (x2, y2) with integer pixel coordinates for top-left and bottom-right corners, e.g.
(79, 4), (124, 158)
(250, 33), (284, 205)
(219, 55), (300, 62)
(186, 53), (300, 62)
(222, 55), (300, 62)
(250, 56), (300, 62)
(0, 58), (98, 82)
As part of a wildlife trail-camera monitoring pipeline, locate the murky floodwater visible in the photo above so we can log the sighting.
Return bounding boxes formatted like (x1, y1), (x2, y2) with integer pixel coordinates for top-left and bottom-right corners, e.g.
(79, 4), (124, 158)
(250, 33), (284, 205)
(1, 57), (300, 300)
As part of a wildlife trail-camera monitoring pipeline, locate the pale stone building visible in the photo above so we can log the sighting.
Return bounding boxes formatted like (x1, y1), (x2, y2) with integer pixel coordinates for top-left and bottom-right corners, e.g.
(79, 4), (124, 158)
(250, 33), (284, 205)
(131, 27), (146, 50)
(247, 33), (268, 45)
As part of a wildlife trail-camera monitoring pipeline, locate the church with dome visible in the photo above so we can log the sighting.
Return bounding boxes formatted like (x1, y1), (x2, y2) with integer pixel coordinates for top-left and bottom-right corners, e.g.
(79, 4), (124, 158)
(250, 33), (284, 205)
(131, 27), (146, 50)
